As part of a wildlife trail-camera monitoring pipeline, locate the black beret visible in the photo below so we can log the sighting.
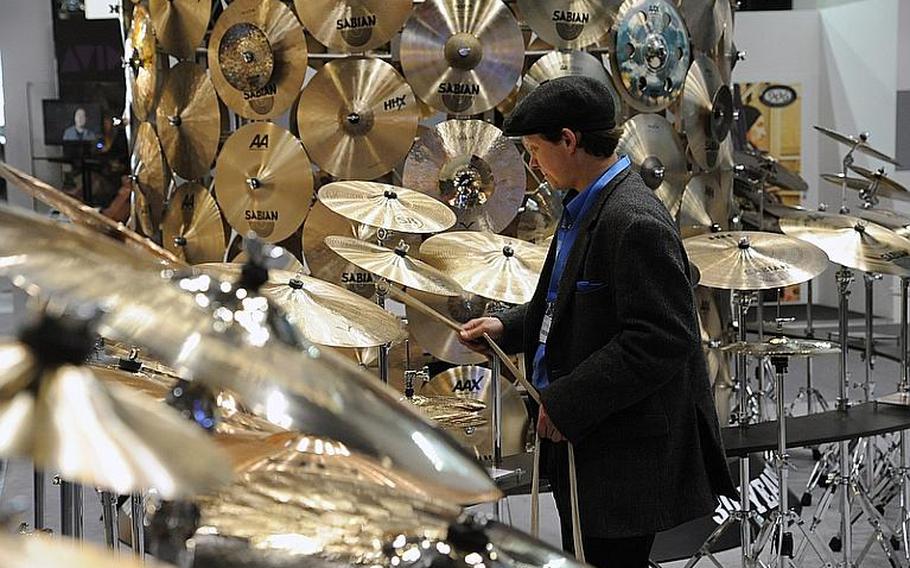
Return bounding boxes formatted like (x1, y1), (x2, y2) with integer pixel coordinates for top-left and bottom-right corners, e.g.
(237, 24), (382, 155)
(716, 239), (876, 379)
(503, 75), (616, 137)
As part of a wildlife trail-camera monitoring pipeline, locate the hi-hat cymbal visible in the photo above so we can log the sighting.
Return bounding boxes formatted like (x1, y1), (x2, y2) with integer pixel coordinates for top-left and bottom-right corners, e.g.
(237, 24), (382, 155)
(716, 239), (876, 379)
(814, 125), (901, 166)
(681, 55), (733, 171)
(680, 0), (732, 52)
(722, 337), (840, 358)
(617, 113), (689, 216)
(420, 231), (547, 305)
(297, 58), (418, 180)
(208, 0), (308, 119)
(294, 0), (412, 52)
(679, 170), (732, 238)
(0, 532), (175, 568)
(408, 289), (487, 365)
(149, 0), (211, 59)
(214, 122), (314, 243)
(318, 181), (456, 234)
(126, 4), (160, 121)
(517, 0), (619, 49)
(734, 149), (808, 192)
(854, 207), (910, 238)
(156, 61), (221, 180)
(403, 119), (525, 232)
(399, 0), (524, 115)
(161, 182), (226, 264)
(779, 211), (910, 276)
(683, 231), (829, 290)
(848, 165), (910, 201)
(611, 0), (690, 112)
(325, 236), (463, 296)
(131, 122), (171, 232)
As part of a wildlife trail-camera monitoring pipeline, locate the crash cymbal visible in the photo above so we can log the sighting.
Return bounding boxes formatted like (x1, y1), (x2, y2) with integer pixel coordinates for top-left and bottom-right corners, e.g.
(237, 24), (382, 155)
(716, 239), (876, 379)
(410, 394), (487, 430)
(208, 0), (308, 119)
(126, 4), (160, 121)
(318, 181), (456, 234)
(722, 337), (840, 357)
(854, 207), (910, 238)
(679, 171), (731, 238)
(734, 149), (808, 192)
(684, 231), (829, 290)
(716, 27), (740, 85)
(408, 289), (487, 365)
(402, 119), (525, 232)
(214, 122), (314, 243)
(132, 184), (156, 237)
(149, 0), (211, 59)
(420, 365), (528, 460)
(780, 211), (910, 276)
(681, 55), (733, 171)
(680, 0), (732, 52)
(400, 0), (524, 115)
(294, 0), (412, 52)
(617, 113), (689, 216)
(820, 172), (869, 191)
(0, 532), (175, 568)
(611, 0), (690, 112)
(848, 165), (910, 201)
(420, 231), (547, 305)
(161, 182), (226, 264)
(517, 0), (618, 49)
(695, 286), (725, 382)
(324, 236), (463, 296)
(814, 125), (901, 166)
(156, 61), (221, 180)
(132, 121), (171, 233)
(297, 58), (419, 180)
(515, 181), (564, 245)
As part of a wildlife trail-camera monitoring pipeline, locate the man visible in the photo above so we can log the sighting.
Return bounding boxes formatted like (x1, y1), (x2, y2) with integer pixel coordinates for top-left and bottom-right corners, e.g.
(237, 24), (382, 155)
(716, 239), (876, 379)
(459, 76), (736, 567)
(62, 107), (97, 142)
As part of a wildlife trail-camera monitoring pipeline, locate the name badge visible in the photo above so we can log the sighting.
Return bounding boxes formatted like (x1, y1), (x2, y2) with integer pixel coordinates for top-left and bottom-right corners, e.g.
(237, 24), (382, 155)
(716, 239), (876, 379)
(539, 302), (554, 343)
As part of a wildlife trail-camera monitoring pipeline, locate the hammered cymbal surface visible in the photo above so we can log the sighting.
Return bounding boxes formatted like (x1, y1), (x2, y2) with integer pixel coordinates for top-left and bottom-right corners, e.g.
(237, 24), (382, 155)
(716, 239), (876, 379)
(295, 0), (412, 52)
(318, 181), (456, 234)
(161, 182), (226, 264)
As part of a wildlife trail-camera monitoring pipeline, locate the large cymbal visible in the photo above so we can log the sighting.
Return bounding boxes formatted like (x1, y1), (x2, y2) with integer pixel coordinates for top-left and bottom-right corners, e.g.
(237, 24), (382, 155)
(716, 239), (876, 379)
(131, 122), (171, 233)
(517, 0), (619, 49)
(161, 182), (226, 263)
(325, 236), (463, 296)
(402, 119), (525, 232)
(297, 58), (418, 180)
(848, 165), (910, 201)
(814, 125), (901, 166)
(679, 0), (732, 52)
(420, 231), (547, 305)
(0, 532), (175, 568)
(400, 0), (524, 115)
(294, 0), (412, 52)
(854, 207), (910, 238)
(214, 122), (314, 243)
(684, 231), (829, 290)
(149, 0), (211, 59)
(408, 289), (487, 365)
(611, 0), (690, 112)
(679, 169), (732, 238)
(735, 149), (808, 192)
(722, 337), (840, 357)
(126, 4), (160, 121)
(318, 181), (456, 234)
(681, 55), (733, 171)
(617, 113), (689, 216)
(156, 61), (221, 180)
(208, 0), (308, 119)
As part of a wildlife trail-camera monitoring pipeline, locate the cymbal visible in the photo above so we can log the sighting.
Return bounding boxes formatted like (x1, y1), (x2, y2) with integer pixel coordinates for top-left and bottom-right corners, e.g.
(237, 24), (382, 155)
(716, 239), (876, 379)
(616, 113), (689, 216)
(333, 339), (432, 394)
(132, 121), (171, 233)
(156, 61), (221, 180)
(161, 182), (226, 264)
(294, 0), (412, 52)
(814, 125), (901, 166)
(680, 0), (732, 52)
(820, 172), (869, 191)
(410, 394), (487, 430)
(214, 122), (314, 243)
(722, 337), (840, 357)
(208, 0), (308, 119)
(779, 211), (910, 276)
(399, 0), (525, 115)
(695, 286), (726, 384)
(515, 180), (564, 244)
(297, 58), (418, 180)
(517, 0), (618, 49)
(0, 532), (175, 568)
(420, 365), (528, 460)
(318, 181), (456, 234)
(149, 0), (211, 59)
(716, 27), (738, 85)
(132, 184), (156, 237)
(679, 171), (732, 238)
(126, 4), (160, 121)
(854, 207), (910, 238)
(849, 165), (910, 201)
(681, 55), (734, 171)
(324, 236), (463, 296)
(402, 119), (526, 232)
(610, 0), (690, 112)
(735, 149), (809, 192)
(420, 231), (547, 304)
(407, 289), (487, 365)
(683, 231), (829, 290)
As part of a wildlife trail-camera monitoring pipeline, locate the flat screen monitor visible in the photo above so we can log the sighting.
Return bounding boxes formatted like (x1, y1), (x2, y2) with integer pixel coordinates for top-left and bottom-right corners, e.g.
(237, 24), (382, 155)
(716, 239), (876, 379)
(42, 100), (102, 146)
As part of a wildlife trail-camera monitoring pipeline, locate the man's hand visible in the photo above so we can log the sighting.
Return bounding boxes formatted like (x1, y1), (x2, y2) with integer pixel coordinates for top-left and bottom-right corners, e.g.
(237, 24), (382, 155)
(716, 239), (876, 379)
(458, 317), (503, 355)
(537, 405), (566, 442)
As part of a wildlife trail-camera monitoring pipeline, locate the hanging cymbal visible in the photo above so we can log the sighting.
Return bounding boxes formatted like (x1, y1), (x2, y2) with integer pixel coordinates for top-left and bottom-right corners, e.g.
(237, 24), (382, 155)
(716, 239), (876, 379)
(208, 0), (308, 119)
(131, 122), (171, 233)
(125, 4), (160, 121)
(848, 165), (910, 202)
(402, 119), (526, 232)
(420, 231), (547, 305)
(681, 55), (733, 171)
(318, 181), (456, 234)
(132, 184), (156, 237)
(294, 0), (412, 52)
(854, 207), (910, 238)
(680, 0), (732, 52)
(408, 289), (487, 365)
(517, 0), (618, 49)
(684, 231), (829, 290)
(722, 337), (840, 358)
(610, 0), (690, 112)
(814, 125), (901, 166)
(156, 61), (221, 180)
(617, 113), (689, 216)
(0, 532), (175, 568)
(297, 58), (418, 180)
(735, 149), (808, 192)
(324, 236), (463, 296)
(399, 0), (524, 115)
(161, 182), (226, 264)
(214, 122), (314, 243)
(679, 171), (731, 238)
(149, 0), (211, 59)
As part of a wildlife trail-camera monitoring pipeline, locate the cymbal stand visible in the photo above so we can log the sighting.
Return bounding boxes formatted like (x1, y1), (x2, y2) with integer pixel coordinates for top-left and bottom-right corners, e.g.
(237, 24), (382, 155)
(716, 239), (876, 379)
(484, 300), (508, 470)
(791, 280), (831, 416)
(372, 232), (399, 386)
(837, 133), (869, 214)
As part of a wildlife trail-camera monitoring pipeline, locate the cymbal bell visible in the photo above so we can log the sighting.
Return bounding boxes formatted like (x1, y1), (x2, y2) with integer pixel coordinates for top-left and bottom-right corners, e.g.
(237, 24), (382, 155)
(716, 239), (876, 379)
(0, 532), (175, 568)
(149, 0), (211, 59)
(848, 165), (910, 201)
(814, 125), (900, 166)
(126, 4), (160, 121)
(722, 337), (840, 357)
(318, 181), (456, 234)
(294, 0), (412, 52)
(407, 289), (487, 365)
(132, 122), (171, 233)
(617, 113), (689, 216)
(681, 55), (734, 171)
(517, 0), (618, 49)
(161, 182), (226, 264)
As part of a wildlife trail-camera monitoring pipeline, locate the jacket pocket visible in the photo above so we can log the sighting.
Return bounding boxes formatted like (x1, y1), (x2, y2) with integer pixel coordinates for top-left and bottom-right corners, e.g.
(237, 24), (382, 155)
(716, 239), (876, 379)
(575, 280), (607, 294)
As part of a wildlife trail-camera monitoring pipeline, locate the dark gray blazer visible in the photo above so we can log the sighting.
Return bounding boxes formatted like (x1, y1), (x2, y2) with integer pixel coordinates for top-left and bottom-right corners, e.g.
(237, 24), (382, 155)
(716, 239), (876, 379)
(497, 166), (737, 538)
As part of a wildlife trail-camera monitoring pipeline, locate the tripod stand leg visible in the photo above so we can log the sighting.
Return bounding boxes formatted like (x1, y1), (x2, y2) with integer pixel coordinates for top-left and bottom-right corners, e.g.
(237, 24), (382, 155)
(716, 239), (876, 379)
(682, 512), (745, 568)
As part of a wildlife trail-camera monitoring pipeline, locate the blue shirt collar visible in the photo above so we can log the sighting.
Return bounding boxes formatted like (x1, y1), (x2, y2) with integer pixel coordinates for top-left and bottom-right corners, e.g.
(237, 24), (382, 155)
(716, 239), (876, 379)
(563, 155), (631, 225)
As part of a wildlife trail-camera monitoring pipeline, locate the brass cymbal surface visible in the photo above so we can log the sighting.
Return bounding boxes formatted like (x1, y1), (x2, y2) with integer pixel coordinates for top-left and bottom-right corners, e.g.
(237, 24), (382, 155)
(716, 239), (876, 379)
(679, 169), (732, 238)
(0, 532), (175, 568)
(214, 122), (314, 243)
(295, 0), (413, 52)
(161, 182), (226, 264)
(722, 337), (840, 357)
(820, 172), (870, 191)
(848, 165), (910, 201)
(679, 0), (732, 52)
(617, 113), (689, 216)
(515, 181), (564, 245)
(318, 181), (456, 234)
(814, 125), (900, 166)
(517, 0), (619, 49)
(854, 207), (910, 238)
(126, 4), (160, 121)
(681, 55), (733, 171)
(407, 289), (487, 365)
(132, 122), (171, 233)
(149, 0), (211, 59)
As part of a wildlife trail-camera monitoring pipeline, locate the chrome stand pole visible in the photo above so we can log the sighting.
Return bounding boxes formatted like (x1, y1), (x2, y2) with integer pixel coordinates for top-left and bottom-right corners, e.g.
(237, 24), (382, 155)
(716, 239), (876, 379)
(33, 468), (45, 530)
(900, 278), (910, 558)
(490, 355), (503, 469)
(73, 483), (84, 539)
(807, 280), (815, 414)
(101, 491), (120, 550)
(837, 266), (855, 567)
(736, 290), (756, 567)
(773, 355), (790, 568)
(375, 280), (390, 385)
(130, 492), (145, 559)
(863, 273), (879, 491)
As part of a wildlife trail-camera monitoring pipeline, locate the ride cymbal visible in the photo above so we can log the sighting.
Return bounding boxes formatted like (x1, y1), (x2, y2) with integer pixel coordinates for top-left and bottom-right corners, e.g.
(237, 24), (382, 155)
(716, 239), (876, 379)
(617, 113), (689, 216)
(681, 55), (733, 171)
(156, 61), (221, 180)
(208, 0), (308, 119)
(517, 0), (619, 49)
(126, 4), (160, 121)
(814, 125), (901, 166)
(131, 122), (171, 233)
(149, 0), (211, 59)
(161, 182), (226, 264)
(403, 119), (525, 232)
(214, 122), (314, 243)
(400, 0), (524, 115)
(318, 181), (456, 234)
(295, 0), (412, 52)
(679, 0), (732, 52)
(848, 165), (910, 202)
(297, 58), (418, 180)
(408, 289), (487, 365)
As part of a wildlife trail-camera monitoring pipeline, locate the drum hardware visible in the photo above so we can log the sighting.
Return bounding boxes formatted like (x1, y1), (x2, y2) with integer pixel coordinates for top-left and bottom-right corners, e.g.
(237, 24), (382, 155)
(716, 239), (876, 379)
(849, 165), (910, 204)
(617, 113), (690, 216)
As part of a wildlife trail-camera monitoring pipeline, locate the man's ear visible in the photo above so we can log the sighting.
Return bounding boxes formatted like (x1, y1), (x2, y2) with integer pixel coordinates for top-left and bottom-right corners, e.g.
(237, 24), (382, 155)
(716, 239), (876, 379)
(561, 128), (578, 151)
